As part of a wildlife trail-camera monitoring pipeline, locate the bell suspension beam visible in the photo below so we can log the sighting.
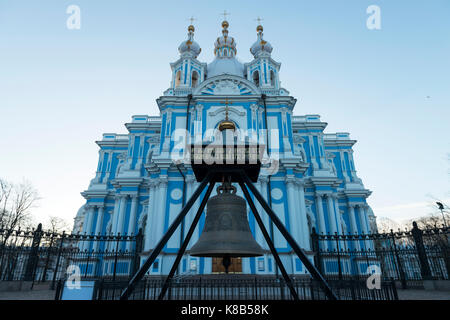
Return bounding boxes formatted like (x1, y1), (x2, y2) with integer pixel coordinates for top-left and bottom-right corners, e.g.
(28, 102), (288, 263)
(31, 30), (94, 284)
(238, 179), (299, 300)
(241, 171), (338, 300)
(158, 181), (216, 300)
(120, 171), (214, 300)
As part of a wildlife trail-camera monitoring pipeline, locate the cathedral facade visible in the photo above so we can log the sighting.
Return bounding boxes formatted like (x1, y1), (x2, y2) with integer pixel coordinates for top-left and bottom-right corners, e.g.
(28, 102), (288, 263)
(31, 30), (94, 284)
(74, 20), (376, 276)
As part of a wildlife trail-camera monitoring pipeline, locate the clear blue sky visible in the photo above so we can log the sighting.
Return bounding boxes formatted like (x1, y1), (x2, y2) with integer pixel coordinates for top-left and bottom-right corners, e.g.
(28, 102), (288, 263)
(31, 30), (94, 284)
(0, 0), (449, 226)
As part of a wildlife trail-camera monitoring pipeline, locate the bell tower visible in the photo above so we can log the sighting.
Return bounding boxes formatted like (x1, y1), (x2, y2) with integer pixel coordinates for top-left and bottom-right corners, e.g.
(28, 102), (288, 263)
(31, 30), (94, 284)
(169, 23), (207, 92)
(245, 22), (280, 90)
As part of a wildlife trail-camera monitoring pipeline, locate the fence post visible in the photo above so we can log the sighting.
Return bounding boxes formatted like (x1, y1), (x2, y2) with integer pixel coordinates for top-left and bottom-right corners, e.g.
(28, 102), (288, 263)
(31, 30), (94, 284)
(411, 221), (432, 280)
(112, 233), (120, 282)
(131, 228), (144, 277)
(51, 231), (66, 289)
(24, 223), (43, 282)
(311, 228), (323, 274)
(390, 230), (407, 289)
(335, 232), (342, 280)
(41, 232), (55, 282)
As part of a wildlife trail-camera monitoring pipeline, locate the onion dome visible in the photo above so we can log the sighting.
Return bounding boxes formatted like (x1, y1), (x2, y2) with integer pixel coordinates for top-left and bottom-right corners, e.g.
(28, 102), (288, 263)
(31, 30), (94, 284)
(213, 21), (237, 57)
(250, 25), (273, 58)
(178, 25), (201, 58)
(207, 21), (244, 78)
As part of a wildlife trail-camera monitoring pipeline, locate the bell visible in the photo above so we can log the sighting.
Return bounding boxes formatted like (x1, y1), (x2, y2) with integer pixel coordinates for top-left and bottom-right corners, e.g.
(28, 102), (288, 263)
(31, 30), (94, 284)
(190, 184), (265, 259)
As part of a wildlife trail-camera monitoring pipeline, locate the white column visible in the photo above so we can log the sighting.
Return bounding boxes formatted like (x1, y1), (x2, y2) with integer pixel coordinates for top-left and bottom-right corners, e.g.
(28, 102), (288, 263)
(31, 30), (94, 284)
(144, 182), (157, 251)
(296, 179), (310, 250)
(332, 195), (345, 250)
(116, 195), (128, 235)
(315, 194), (326, 235)
(154, 176), (168, 248)
(127, 195), (138, 236)
(358, 204), (372, 250)
(348, 204), (361, 251)
(82, 205), (95, 251)
(111, 197), (120, 235)
(326, 194), (338, 250)
(127, 195), (139, 251)
(315, 194), (328, 251)
(285, 176), (300, 243)
(92, 206), (105, 251)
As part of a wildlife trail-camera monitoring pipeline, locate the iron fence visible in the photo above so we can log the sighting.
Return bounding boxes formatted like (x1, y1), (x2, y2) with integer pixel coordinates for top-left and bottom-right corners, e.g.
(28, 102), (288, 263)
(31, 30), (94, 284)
(0, 223), (143, 288)
(54, 276), (398, 300)
(311, 222), (450, 288)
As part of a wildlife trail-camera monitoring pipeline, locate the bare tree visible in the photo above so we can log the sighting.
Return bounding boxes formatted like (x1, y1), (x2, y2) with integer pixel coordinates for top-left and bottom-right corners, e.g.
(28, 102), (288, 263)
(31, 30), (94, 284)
(376, 216), (406, 233)
(45, 216), (71, 234)
(0, 178), (39, 245)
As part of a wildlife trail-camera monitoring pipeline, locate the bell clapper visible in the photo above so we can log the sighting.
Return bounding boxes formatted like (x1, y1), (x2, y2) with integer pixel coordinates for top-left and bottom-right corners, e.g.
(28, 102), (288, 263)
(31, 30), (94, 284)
(222, 255), (231, 274)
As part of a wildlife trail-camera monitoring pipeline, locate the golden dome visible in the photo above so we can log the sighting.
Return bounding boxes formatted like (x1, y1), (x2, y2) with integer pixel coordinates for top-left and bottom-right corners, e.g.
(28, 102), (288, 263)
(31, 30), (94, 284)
(188, 25), (195, 32)
(222, 20), (229, 29)
(256, 25), (263, 32)
(218, 120), (236, 131)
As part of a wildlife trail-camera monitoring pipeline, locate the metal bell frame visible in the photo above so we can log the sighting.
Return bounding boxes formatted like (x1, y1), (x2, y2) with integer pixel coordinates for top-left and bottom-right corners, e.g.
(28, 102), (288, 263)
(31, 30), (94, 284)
(120, 168), (337, 301)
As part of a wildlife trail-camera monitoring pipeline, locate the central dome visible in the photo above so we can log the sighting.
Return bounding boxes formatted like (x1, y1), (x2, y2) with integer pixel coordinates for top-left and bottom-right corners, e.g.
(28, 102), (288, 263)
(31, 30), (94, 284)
(207, 57), (244, 78)
(207, 21), (244, 78)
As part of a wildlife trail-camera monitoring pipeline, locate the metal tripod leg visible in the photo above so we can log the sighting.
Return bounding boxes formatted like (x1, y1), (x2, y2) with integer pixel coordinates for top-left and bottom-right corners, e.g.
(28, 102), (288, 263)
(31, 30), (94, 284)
(241, 171), (338, 300)
(238, 179), (299, 300)
(120, 172), (214, 300)
(158, 181), (216, 300)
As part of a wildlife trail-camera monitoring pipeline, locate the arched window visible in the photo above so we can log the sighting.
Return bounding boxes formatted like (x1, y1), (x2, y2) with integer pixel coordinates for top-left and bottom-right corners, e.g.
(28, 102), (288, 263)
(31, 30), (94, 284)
(253, 71), (260, 87)
(175, 70), (181, 87)
(191, 71), (199, 88)
(270, 70), (275, 86)
(223, 48), (228, 57)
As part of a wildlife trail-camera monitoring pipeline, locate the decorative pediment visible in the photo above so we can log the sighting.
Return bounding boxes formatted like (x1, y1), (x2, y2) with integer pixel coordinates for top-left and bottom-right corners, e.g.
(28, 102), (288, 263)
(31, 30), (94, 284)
(193, 75), (260, 96)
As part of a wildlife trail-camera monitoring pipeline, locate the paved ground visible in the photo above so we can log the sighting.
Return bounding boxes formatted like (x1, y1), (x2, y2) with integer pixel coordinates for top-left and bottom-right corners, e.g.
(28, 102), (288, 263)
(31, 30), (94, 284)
(0, 289), (55, 300)
(0, 289), (449, 300)
(397, 289), (450, 300)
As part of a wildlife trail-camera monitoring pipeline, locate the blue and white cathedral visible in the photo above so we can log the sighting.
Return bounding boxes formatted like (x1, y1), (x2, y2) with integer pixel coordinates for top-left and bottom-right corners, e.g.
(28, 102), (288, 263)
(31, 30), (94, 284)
(74, 20), (377, 276)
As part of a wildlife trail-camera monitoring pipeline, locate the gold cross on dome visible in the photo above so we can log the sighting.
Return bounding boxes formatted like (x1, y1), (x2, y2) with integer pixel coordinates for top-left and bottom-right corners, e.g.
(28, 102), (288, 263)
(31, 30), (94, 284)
(188, 16), (196, 25)
(221, 10), (230, 21)
(255, 16), (263, 25)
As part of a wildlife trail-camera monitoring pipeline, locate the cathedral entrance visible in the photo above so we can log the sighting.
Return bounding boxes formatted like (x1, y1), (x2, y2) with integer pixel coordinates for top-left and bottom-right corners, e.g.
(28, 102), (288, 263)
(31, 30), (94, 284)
(212, 257), (242, 273)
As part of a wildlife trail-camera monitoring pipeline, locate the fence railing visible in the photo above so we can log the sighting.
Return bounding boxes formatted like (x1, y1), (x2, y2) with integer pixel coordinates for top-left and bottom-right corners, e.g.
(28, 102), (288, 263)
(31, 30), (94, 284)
(2, 221), (449, 295)
(311, 222), (450, 288)
(54, 276), (398, 301)
(0, 223), (143, 288)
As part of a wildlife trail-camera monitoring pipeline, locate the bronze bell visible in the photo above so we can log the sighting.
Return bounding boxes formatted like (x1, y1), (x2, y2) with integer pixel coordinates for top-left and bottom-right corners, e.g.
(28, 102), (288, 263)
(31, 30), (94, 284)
(190, 184), (265, 259)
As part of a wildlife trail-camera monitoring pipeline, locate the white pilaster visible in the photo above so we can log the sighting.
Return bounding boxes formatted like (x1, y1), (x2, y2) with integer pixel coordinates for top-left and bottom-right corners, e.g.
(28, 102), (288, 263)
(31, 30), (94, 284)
(315, 194), (326, 235)
(348, 204), (361, 251)
(82, 205), (95, 251)
(93, 205), (104, 251)
(285, 175), (300, 243)
(154, 176), (168, 248)
(144, 181), (157, 251)
(326, 194), (338, 249)
(127, 195), (139, 251)
(296, 179), (310, 250)
(116, 195), (128, 235)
